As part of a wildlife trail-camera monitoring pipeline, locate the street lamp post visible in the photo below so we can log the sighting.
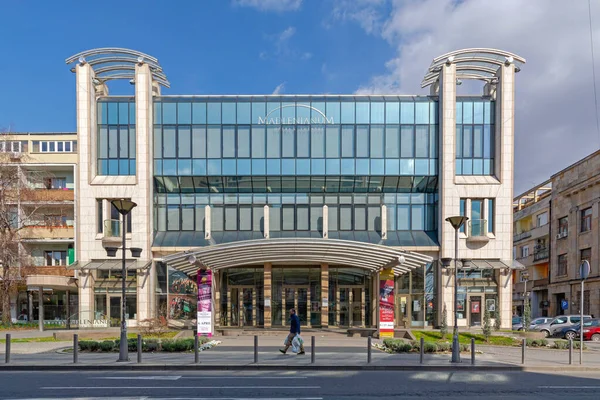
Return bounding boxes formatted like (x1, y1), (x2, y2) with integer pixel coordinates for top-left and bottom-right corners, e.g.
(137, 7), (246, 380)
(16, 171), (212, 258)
(106, 199), (139, 362)
(445, 216), (469, 364)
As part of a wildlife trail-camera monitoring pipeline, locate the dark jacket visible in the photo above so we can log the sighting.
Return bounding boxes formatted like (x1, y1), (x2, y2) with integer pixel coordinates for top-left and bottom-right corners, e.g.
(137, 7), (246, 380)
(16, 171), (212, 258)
(290, 314), (301, 334)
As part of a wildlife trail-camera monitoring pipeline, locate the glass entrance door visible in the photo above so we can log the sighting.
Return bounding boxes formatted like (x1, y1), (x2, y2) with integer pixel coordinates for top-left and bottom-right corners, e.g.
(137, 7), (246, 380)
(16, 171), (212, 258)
(283, 286), (311, 327)
(241, 288), (253, 327)
(228, 287), (257, 327)
(338, 287), (364, 327)
(470, 296), (482, 326)
(109, 297), (121, 327)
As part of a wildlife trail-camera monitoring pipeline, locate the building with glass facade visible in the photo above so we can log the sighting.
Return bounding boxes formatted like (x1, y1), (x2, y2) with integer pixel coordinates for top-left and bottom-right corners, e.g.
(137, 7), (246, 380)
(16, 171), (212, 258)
(66, 47), (525, 332)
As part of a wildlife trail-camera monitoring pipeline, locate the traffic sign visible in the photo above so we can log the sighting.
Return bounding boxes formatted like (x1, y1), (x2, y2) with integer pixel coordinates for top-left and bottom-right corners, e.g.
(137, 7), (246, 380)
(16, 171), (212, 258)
(561, 299), (569, 310)
(580, 260), (591, 280)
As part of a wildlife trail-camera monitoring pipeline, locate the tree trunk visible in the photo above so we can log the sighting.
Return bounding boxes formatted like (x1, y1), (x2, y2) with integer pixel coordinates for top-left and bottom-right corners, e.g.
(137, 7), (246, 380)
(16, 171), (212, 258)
(1, 280), (10, 325)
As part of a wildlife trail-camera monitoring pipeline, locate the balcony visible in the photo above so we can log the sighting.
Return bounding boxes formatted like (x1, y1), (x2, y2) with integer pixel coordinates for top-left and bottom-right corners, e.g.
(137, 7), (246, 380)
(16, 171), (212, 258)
(513, 231), (532, 243)
(102, 219), (122, 245)
(533, 247), (549, 262)
(20, 189), (74, 203)
(467, 219), (489, 243)
(20, 226), (74, 240)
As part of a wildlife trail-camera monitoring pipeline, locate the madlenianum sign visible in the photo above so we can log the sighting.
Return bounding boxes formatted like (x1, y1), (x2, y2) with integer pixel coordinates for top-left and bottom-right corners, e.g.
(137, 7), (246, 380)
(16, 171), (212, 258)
(258, 104), (335, 125)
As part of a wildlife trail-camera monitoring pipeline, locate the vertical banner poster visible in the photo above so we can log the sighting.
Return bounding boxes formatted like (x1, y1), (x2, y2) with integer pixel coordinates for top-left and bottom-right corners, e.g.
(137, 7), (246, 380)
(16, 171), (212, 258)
(379, 268), (395, 338)
(197, 269), (213, 337)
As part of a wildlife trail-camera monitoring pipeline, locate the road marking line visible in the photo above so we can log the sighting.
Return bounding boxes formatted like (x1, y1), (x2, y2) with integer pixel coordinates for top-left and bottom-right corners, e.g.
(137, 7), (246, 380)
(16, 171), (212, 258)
(41, 386), (321, 390)
(179, 376), (307, 379)
(94, 376), (182, 380)
(539, 386), (600, 389)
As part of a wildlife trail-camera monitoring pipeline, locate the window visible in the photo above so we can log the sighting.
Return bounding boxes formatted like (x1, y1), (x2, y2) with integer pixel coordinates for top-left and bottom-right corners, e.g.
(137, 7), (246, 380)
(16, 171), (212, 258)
(97, 199), (103, 234)
(557, 254), (568, 276)
(470, 199), (484, 236)
(580, 248), (592, 278)
(487, 199), (495, 234)
(44, 250), (67, 266)
(0, 141), (22, 153)
(536, 212), (548, 227)
(45, 177), (67, 190)
(97, 101), (135, 176)
(581, 207), (592, 232)
(520, 246), (529, 258)
(110, 201), (133, 233)
(459, 199), (466, 233)
(38, 141), (74, 153)
(558, 216), (568, 237)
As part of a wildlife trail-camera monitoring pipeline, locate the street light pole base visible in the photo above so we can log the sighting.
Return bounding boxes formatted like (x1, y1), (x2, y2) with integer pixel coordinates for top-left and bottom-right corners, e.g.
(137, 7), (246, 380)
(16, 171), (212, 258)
(451, 335), (461, 363)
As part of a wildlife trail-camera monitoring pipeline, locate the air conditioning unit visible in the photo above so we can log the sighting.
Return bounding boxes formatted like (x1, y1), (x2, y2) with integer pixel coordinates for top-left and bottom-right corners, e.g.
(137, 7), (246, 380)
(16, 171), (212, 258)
(556, 231), (568, 239)
(10, 152), (22, 159)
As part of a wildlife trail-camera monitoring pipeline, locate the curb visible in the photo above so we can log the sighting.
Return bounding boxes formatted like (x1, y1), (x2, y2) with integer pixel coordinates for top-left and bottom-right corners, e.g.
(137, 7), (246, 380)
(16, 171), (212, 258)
(1, 364), (600, 372)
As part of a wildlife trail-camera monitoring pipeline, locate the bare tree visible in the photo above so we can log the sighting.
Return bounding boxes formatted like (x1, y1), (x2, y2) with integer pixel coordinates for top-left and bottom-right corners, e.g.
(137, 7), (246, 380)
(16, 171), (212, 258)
(0, 129), (49, 324)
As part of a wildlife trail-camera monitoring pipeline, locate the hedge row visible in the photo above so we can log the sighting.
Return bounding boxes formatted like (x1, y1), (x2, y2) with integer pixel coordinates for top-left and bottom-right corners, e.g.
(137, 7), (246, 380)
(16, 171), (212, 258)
(79, 337), (210, 352)
(383, 338), (470, 353)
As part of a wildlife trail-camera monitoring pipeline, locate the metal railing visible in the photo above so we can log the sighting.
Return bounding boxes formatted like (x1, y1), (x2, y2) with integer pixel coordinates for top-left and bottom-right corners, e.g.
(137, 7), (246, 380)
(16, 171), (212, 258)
(513, 231), (532, 242)
(468, 219), (488, 237)
(104, 219), (121, 238)
(533, 248), (549, 262)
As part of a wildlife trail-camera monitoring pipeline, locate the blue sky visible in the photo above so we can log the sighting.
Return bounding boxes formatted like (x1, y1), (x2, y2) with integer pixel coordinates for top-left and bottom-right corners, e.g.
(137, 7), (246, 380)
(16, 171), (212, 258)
(0, 0), (393, 132)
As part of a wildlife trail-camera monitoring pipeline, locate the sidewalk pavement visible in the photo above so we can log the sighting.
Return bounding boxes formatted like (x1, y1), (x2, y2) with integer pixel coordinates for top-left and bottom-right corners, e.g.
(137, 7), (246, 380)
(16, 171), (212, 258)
(1, 335), (600, 371)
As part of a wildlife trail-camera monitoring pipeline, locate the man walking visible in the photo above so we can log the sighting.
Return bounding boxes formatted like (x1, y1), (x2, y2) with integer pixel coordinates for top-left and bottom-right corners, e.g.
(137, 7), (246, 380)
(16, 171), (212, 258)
(280, 308), (305, 355)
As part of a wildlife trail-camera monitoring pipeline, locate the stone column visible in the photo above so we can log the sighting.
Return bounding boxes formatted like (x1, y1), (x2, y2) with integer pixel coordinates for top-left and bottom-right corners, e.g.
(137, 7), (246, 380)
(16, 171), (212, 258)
(28, 291), (33, 322)
(264, 263), (272, 328)
(320, 263), (329, 327)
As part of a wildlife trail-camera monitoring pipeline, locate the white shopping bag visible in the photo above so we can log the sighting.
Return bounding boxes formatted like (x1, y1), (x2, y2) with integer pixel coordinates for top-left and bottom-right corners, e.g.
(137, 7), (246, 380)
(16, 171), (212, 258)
(291, 334), (303, 353)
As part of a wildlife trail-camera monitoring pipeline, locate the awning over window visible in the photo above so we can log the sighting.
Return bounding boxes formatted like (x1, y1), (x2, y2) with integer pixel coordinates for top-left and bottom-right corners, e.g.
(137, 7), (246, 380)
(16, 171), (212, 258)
(67, 259), (151, 271)
(162, 238), (433, 277)
(453, 259), (525, 270)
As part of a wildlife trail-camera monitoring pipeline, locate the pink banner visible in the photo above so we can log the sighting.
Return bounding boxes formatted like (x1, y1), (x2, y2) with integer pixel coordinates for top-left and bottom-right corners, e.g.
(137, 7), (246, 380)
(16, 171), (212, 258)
(379, 268), (395, 338)
(197, 269), (212, 337)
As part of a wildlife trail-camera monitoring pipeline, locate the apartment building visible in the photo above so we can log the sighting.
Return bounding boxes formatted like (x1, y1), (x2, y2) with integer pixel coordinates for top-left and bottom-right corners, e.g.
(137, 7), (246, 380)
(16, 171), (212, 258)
(0, 133), (77, 323)
(512, 181), (551, 317)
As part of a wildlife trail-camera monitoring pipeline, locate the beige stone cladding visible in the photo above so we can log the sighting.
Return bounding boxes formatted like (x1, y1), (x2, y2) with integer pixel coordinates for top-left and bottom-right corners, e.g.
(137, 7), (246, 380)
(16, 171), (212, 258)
(74, 63), (156, 326)
(549, 150), (600, 317)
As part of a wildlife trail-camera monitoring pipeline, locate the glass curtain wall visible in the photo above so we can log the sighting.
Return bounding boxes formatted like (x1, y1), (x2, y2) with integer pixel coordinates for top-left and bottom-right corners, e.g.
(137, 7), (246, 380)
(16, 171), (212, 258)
(328, 268), (373, 328)
(396, 262), (436, 327)
(219, 268), (264, 327)
(455, 99), (495, 176)
(97, 99), (136, 176)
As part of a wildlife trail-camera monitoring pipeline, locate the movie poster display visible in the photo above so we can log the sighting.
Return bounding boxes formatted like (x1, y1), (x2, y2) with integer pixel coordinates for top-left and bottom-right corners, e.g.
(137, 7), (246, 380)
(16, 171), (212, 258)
(379, 268), (395, 338)
(197, 269), (213, 337)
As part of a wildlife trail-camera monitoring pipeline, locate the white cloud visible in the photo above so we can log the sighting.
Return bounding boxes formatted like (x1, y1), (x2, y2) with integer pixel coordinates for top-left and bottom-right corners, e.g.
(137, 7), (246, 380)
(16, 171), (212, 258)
(233, 0), (302, 12)
(272, 82), (286, 94)
(330, 0), (388, 34)
(335, 0), (600, 193)
(261, 26), (312, 62)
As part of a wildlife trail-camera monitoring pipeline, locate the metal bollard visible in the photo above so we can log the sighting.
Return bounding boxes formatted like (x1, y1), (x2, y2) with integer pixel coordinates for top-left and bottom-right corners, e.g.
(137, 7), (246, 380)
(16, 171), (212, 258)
(254, 335), (258, 364)
(569, 339), (573, 365)
(5, 334), (11, 364)
(73, 334), (78, 364)
(471, 338), (475, 365)
(311, 336), (315, 364)
(419, 337), (424, 364)
(137, 334), (142, 364)
(194, 335), (199, 364)
(521, 338), (526, 364)
(367, 336), (372, 363)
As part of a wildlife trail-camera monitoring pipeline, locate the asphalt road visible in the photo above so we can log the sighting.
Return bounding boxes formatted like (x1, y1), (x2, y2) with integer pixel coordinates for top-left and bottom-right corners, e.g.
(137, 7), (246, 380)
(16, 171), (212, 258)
(1, 370), (600, 399)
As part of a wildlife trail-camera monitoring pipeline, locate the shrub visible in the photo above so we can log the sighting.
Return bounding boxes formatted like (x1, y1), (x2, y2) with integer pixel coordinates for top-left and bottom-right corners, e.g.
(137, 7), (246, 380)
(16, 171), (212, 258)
(553, 340), (569, 349)
(161, 339), (177, 352)
(89, 341), (100, 352)
(436, 342), (451, 352)
(383, 339), (413, 353)
(526, 339), (548, 347)
(99, 341), (115, 352)
(127, 338), (138, 352)
(78, 341), (93, 351)
(494, 306), (502, 331)
(424, 342), (438, 353)
(175, 338), (194, 352)
(460, 343), (470, 352)
(143, 339), (160, 352)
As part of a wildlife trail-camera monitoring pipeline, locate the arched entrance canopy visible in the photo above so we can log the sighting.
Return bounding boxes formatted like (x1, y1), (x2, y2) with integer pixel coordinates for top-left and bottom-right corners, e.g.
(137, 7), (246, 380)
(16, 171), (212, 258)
(162, 238), (433, 276)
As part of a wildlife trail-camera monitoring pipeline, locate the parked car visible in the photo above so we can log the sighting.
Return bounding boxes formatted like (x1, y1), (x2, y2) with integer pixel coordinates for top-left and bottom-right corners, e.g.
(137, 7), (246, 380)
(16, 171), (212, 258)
(535, 315), (592, 338)
(554, 319), (597, 340)
(512, 316), (522, 331)
(582, 320), (600, 341)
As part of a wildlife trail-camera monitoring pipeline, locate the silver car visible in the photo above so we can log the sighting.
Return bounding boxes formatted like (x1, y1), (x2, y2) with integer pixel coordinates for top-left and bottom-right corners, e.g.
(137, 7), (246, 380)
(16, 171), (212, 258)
(535, 315), (592, 338)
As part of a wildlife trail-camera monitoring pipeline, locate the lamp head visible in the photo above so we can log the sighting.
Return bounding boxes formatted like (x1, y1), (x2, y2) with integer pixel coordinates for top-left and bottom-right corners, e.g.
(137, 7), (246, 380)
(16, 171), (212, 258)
(111, 199), (137, 215)
(440, 258), (452, 268)
(130, 247), (142, 258)
(446, 216), (468, 230)
(105, 247), (118, 257)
